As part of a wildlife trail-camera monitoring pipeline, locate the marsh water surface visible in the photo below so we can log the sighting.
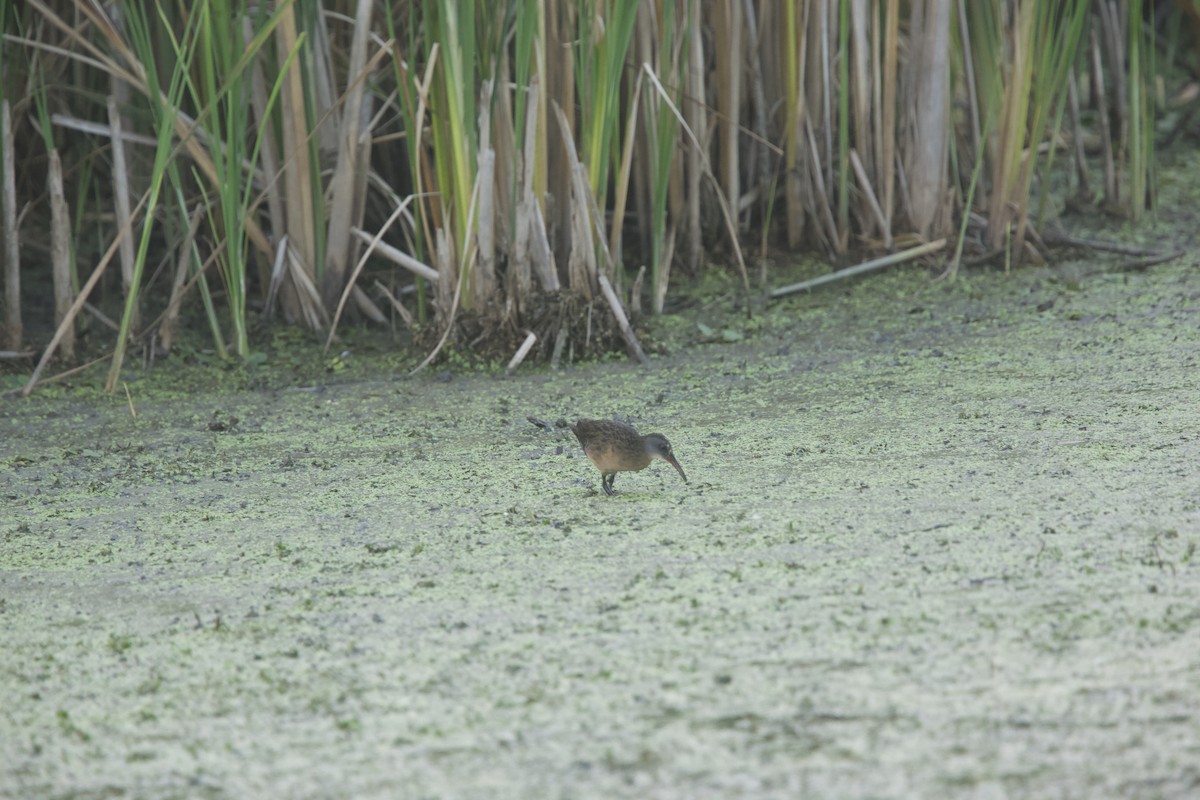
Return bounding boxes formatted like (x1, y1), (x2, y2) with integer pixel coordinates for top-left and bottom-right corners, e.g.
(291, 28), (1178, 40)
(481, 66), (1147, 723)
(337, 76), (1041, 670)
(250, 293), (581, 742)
(2, 245), (1198, 799)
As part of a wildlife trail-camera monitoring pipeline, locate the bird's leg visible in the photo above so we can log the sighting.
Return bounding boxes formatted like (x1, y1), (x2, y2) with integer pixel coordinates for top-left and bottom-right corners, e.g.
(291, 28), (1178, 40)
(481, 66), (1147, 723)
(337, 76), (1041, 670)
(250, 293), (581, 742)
(602, 473), (617, 496)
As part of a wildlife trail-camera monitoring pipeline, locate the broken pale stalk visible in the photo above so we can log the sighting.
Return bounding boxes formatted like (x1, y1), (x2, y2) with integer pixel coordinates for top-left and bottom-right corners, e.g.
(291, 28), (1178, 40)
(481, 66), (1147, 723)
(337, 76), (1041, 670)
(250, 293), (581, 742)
(770, 239), (947, 298)
(351, 227), (439, 282)
(505, 331), (538, 374)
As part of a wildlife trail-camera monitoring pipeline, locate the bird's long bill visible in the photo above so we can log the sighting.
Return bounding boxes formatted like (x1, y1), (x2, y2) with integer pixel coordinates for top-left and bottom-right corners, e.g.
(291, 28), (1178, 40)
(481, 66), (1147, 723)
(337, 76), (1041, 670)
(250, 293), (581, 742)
(661, 453), (688, 484)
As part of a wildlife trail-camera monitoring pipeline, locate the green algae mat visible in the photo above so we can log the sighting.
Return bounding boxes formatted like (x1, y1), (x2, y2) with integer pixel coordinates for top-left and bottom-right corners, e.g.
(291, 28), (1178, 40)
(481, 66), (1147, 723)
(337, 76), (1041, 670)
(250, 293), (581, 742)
(3, 249), (1198, 798)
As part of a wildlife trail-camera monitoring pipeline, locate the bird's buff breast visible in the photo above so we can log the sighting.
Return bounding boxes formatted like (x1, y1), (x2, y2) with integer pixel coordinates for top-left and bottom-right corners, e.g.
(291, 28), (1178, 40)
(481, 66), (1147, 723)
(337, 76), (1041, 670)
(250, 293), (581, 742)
(584, 442), (651, 473)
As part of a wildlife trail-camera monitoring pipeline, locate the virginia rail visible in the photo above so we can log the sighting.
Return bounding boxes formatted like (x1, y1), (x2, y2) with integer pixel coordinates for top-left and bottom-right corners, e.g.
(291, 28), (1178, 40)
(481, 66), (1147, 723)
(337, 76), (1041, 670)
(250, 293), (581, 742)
(570, 419), (687, 496)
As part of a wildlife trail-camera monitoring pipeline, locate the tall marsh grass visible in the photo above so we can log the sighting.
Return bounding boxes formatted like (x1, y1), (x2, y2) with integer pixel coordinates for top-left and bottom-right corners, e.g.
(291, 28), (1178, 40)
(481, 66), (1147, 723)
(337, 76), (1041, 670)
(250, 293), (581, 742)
(0, 0), (1176, 390)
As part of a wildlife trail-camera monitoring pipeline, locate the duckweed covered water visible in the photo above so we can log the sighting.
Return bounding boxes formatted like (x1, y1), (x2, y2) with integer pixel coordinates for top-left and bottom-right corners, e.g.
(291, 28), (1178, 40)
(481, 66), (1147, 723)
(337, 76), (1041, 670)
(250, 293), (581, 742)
(2, 244), (1198, 798)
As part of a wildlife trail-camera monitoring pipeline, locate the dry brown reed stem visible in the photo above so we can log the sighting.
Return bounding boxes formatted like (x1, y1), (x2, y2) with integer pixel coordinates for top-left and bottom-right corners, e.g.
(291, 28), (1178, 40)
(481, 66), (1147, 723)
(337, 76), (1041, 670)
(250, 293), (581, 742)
(848, 0), (871, 237)
(868, 5), (896, 254)
(551, 102), (598, 296)
(740, 0), (771, 243)
(107, 96), (135, 300)
(881, 0), (899, 231)
(816, 0), (833, 198)
(986, 8), (1027, 250)
(2, 100), (19, 350)
(47, 113), (156, 144)
(567, 164), (598, 294)
(516, 79), (557, 293)
(48, 151), (75, 362)
(781, 1), (805, 248)
(244, 26), (398, 296)
(770, 238), (947, 299)
(714, 0), (742, 226)
(491, 57), (516, 265)
(907, 0), (952, 237)
(275, 3), (319, 319)
(684, 0), (705, 275)
(322, 0), (376, 308)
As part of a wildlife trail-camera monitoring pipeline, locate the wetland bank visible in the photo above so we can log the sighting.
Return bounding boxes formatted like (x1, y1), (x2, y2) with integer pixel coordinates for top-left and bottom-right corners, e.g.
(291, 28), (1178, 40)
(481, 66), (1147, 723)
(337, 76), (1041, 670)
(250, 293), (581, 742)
(4, 249), (1198, 799)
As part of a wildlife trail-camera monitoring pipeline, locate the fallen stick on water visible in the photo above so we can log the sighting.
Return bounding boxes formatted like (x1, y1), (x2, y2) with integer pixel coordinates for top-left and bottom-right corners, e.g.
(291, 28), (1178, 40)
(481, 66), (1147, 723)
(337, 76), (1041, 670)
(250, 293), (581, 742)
(770, 238), (947, 299)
